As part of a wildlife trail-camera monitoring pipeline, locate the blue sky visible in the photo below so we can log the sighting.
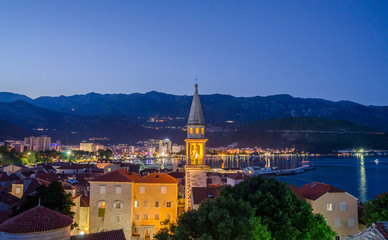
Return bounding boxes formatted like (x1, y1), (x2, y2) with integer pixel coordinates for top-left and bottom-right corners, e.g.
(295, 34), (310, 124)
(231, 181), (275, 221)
(1, 1), (387, 105)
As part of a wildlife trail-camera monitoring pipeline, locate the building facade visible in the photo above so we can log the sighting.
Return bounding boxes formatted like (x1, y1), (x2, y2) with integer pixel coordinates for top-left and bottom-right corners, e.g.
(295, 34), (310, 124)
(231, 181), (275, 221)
(299, 182), (359, 240)
(89, 169), (141, 239)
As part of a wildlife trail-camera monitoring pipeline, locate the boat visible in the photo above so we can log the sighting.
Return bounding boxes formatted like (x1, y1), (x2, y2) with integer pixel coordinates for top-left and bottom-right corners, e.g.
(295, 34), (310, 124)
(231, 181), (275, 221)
(374, 159), (379, 164)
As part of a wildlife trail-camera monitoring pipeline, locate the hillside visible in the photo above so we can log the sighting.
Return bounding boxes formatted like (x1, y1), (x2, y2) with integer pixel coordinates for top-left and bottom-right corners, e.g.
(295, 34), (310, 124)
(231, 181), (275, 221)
(234, 117), (388, 153)
(1, 91), (388, 131)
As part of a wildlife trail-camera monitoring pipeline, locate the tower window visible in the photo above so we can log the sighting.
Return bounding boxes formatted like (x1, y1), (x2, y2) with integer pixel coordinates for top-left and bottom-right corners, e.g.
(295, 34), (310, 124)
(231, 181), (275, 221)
(195, 128), (199, 134)
(190, 128), (193, 134)
(202, 128), (204, 134)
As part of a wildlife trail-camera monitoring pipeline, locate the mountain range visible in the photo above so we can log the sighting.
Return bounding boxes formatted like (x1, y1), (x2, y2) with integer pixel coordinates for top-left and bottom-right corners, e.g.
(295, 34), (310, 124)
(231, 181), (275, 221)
(0, 91), (387, 152)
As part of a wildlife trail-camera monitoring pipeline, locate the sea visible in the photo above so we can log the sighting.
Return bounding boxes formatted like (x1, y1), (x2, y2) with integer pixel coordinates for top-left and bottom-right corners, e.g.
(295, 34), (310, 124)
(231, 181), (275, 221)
(203, 155), (388, 202)
(146, 155), (388, 202)
(275, 156), (388, 202)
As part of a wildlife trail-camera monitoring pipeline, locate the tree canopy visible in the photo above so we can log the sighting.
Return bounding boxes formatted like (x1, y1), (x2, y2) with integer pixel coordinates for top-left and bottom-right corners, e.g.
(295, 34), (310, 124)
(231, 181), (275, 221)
(12, 181), (75, 219)
(362, 194), (388, 226)
(222, 176), (336, 240)
(156, 175), (335, 240)
(155, 194), (271, 240)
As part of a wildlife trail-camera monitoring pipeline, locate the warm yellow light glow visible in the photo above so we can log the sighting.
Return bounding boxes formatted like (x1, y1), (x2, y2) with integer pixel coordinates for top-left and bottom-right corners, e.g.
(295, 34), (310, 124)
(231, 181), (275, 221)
(201, 128), (204, 135)
(190, 128), (193, 134)
(195, 128), (199, 134)
(190, 143), (203, 165)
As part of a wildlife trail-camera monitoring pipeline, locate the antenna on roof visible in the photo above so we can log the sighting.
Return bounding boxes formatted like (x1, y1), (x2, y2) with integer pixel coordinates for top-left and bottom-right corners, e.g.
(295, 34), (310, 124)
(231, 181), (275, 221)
(38, 197), (41, 206)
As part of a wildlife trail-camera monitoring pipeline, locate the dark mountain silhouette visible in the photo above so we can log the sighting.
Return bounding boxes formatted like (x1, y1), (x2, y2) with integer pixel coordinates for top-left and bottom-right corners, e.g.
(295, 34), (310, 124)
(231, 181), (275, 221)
(0, 92), (387, 151)
(1, 91), (387, 131)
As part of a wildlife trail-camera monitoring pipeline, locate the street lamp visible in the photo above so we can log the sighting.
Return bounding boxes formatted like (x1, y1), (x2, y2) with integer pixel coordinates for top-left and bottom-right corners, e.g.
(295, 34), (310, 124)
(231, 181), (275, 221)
(67, 150), (71, 162)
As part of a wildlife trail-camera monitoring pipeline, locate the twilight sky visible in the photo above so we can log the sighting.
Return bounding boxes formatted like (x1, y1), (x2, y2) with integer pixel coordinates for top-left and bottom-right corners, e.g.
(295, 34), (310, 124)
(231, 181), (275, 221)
(1, 1), (387, 105)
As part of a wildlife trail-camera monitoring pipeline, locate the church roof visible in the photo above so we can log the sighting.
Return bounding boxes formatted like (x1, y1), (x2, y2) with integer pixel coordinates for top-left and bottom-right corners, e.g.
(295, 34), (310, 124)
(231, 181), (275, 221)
(0, 206), (73, 233)
(188, 84), (205, 125)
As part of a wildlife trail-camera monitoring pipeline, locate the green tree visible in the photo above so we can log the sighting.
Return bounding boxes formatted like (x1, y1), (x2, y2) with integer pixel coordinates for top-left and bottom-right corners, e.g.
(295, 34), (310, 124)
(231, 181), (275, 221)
(362, 194), (388, 226)
(221, 176), (336, 240)
(0, 146), (22, 166)
(12, 181), (76, 220)
(97, 149), (113, 159)
(155, 194), (271, 240)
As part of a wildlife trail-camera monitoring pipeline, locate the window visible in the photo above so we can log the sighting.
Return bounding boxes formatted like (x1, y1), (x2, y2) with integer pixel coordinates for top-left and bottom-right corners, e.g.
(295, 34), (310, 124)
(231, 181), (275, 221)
(340, 202), (346, 211)
(108, 168), (111, 172)
(134, 201), (139, 208)
(201, 128), (204, 135)
(155, 214), (160, 220)
(115, 186), (121, 194)
(143, 214), (148, 221)
(15, 187), (21, 194)
(190, 128), (193, 134)
(99, 201), (106, 208)
(325, 203), (334, 211)
(166, 201), (172, 208)
(195, 128), (199, 134)
(115, 215), (121, 222)
(134, 213), (140, 221)
(348, 218), (355, 227)
(99, 228), (106, 232)
(99, 217), (104, 222)
(335, 236), (340, 240)
(334, 218), (341, 228)
(166, 214), (171, 220)
(133, 226), (139, 234)
(139, 186), (145, 193)
(100, 185), (106, 194)
(161, 186), (166, 194)
(155, 201), (160, 208)
(143, 201), (149, 207)
(114, 201), (122, 209)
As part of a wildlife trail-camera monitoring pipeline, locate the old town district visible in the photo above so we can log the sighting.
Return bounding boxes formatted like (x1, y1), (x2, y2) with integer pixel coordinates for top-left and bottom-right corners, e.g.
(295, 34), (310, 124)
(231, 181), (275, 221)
(0, 85), (386, 240)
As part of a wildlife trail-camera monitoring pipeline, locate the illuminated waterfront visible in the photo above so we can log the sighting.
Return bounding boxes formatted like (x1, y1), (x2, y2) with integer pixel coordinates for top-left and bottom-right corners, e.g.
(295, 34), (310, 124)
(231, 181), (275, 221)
(276, 156), (388, 202)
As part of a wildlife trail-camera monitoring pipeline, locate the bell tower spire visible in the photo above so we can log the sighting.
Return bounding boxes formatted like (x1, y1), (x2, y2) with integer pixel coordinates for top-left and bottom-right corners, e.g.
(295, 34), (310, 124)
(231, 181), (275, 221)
(184, 83), (209, 211)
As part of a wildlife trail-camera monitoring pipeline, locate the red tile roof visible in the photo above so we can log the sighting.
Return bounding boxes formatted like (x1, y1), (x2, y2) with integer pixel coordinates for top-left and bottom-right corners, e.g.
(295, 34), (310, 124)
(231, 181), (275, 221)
(375, 222), (388, 239)
(136, 172), (179, 184)
(90, 168), (140, 182)
(287, 185), (305, 200)
(192, 186), (221, 204)
(226, 172), (250, 180)
(0, 206), (73, 233)
(80, 195), (90, 207)
(70, 229), (126, 240)
(299, 182), (345, 201)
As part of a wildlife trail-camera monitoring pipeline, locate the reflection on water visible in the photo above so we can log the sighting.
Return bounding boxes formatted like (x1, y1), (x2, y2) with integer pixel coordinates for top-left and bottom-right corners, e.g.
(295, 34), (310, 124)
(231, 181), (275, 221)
(139, 155), (307, 170)
(358, 155), (367, 202)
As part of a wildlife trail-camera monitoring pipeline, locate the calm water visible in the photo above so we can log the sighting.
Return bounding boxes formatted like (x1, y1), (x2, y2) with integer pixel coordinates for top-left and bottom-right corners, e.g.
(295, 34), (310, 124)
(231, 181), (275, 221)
(276, 156), (388, 202)
(143, 155), (388, 202)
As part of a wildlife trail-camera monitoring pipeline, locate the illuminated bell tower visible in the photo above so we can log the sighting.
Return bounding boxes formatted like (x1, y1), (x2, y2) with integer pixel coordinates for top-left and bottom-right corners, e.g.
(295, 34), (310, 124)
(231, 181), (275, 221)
(184, 83), (209, 211)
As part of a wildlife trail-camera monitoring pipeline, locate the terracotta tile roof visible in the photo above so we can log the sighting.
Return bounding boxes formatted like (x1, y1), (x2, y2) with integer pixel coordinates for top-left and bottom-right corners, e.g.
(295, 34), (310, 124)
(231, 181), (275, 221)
(90, 168), (140, 182)
(80, 195), (90, 207)
(136, 172), (179, 184)
(35, 173), (60, 182)
(0, 173), (20, 182)
(168, 172), (185, 179)
(70, 229), (126, 240)
(226, 172), (249, 180)
(287, 185), (305, 200)
(299, 182), (345, 201)
(57, 164), (93, 170)
(0, 206), (73, 233)
(192, 186), (221, 204)
(375, 222), (388, 239)
(0, 190), (20, 206)
(0, 210), (12, 224)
